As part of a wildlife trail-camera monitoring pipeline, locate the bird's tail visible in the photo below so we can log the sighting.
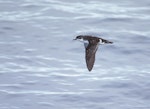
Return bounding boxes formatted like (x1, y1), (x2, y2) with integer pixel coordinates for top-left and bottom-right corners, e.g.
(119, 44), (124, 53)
(102, 39), (113, 44)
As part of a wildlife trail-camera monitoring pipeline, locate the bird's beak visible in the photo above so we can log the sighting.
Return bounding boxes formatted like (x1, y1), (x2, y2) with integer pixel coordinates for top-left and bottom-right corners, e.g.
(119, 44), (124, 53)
(73, 38), (77, 40)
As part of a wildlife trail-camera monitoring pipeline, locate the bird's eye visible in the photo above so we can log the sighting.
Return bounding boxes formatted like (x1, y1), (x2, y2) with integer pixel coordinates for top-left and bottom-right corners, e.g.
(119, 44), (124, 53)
(77, 36), (81, 39)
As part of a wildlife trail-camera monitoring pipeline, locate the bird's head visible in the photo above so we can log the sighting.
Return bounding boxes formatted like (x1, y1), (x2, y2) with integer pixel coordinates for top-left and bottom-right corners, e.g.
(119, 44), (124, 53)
(73, 35), (84, 42)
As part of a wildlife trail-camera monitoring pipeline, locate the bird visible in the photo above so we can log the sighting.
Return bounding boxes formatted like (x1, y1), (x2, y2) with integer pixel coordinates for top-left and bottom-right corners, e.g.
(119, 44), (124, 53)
(74, 35), (113, 71)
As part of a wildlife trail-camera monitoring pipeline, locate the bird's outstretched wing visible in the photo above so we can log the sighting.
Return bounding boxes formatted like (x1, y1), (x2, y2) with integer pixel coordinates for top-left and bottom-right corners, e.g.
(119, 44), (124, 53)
(85, 43), (99, 71)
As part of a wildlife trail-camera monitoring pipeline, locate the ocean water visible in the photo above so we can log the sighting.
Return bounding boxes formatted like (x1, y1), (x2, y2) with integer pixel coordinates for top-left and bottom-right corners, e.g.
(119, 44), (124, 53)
(0, 0), (150, 109)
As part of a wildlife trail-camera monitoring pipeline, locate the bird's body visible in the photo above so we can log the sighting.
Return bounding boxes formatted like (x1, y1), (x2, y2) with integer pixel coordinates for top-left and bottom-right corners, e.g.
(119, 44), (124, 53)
(74, 35), (113, 71)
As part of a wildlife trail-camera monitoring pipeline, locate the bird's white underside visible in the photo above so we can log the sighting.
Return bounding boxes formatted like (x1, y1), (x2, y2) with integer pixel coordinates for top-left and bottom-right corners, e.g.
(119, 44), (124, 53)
(76, 39), (89, 48)
(76, 38), (105, 46)
(99, 39), (105, 45)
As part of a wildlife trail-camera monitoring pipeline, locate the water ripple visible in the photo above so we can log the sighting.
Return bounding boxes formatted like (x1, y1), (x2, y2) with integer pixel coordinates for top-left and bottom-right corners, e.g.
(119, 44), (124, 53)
(0, 90), (87, 95)
(0, 0), (150, 21)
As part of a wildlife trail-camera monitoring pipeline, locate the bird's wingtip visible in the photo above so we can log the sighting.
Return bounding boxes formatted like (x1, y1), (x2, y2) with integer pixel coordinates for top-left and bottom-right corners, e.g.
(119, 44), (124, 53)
(87, 68), (93, 72)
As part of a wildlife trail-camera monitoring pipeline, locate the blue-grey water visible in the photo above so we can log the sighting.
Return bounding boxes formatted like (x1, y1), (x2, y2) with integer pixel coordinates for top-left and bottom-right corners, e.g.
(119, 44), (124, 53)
(0, 0), (150, 109)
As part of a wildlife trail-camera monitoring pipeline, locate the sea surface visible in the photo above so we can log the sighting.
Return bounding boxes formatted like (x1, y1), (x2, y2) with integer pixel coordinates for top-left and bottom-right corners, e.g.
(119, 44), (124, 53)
(0, 0), (150, 109)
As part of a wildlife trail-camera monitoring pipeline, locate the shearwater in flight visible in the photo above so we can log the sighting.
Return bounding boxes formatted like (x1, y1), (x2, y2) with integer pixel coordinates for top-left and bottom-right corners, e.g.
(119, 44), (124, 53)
(74, 35), (113, 71)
